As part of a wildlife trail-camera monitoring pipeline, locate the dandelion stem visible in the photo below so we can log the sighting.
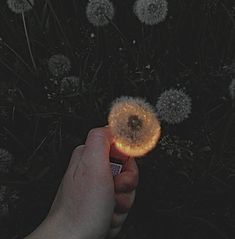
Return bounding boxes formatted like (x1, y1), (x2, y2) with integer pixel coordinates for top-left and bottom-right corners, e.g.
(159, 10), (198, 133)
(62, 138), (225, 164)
(109, 20), (138, 65)
(109, 20), (128, 43)
(22, 12), (37, 71)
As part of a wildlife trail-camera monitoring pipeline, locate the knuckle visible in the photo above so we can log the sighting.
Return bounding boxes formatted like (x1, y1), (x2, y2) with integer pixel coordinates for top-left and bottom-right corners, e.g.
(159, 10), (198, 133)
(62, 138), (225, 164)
(88, 128), (105, 139)
(121, 179), (133, 192)
(123, 174), (139, 191)
(115, 192), (135, 213)
(72, 145), (85, 155)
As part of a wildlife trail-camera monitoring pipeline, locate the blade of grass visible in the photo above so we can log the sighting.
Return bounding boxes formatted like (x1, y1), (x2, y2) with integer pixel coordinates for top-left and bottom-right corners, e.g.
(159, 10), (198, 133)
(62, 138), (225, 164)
(108, 18), (138, 65)
(22, 12), (37, 71)
(45, 0), (73, 54)
(0, 57), (33, 88)
(3, 127), (29, 152)
(26, 129), (56, 165)
(220, 1), (235, 29)
(185, 216), (229, 239)
(3, 40), (35, 75)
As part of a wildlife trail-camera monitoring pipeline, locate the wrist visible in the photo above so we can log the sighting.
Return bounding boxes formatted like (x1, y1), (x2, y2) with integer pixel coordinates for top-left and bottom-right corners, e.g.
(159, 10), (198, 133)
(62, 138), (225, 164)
(25, 210), (83, 239)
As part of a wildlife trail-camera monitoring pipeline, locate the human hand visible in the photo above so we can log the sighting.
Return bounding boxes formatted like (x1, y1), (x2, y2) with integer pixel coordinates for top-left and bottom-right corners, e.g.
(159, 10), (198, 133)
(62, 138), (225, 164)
(25, 127), (138, 239)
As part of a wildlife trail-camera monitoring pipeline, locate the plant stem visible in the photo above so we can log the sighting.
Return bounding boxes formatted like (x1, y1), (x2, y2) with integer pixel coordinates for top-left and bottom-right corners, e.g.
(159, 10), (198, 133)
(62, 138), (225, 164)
(3, 41), (35, 74)
(0, 56), (31, 86)
(45, 0), (74, 54)
(22, 12), (37, 71)
(109, 20), (138, 65)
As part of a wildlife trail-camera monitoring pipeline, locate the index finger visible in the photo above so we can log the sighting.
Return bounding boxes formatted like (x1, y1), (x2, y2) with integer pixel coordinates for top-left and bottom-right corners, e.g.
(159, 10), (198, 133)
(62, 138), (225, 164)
(110, 143), (130, 161)
(114, 158), (139, 193)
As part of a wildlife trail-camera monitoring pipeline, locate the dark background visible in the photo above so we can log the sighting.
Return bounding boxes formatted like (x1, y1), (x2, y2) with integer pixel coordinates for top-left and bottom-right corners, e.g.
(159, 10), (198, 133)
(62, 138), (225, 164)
(0, 0), (235, 238)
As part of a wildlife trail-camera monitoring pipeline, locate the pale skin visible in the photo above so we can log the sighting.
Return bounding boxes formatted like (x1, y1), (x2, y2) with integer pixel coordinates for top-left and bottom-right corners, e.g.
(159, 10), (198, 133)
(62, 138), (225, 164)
(25, 127), (139, 239)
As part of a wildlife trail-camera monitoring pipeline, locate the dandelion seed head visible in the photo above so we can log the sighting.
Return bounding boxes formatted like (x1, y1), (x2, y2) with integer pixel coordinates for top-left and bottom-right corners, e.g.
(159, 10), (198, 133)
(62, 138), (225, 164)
(60, 76), (80, 94)
(86, 0), (115, 27)
(7, 0), (34, 14)
(229, 79), (235, 100)
(133, 0), (168, 25)
(48, 54), (71, 77)
(108, 96), (161, 157)
(156, 89), (192, 124)
(159, 135), (194, 159)
(0, 148), (13, 173)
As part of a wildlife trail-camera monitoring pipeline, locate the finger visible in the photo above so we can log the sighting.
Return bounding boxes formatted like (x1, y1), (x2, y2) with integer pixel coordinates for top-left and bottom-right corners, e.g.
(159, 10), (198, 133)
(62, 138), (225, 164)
(110, 144), (130, 161)
(82, 127), (114, 169)
(105, 124), (130, 161)
(122, 157), (138, 173)
(115, 190), (136, 213)
(111, 212), (128, 228)
(114, 159), (139, 193)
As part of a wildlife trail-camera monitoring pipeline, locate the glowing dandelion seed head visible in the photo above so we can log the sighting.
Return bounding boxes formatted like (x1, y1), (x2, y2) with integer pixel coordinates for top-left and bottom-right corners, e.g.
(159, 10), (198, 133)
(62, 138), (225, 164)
(7, 0), (34, 14)
(229, 79), (235, 100)
(48, 54), (71, 77)
(156, 89), (192, 124)
(0, 148), (13, 173)
(86, 0), (114, 27)
(133, 0), (168, 25)
(108, 96), (161, 157)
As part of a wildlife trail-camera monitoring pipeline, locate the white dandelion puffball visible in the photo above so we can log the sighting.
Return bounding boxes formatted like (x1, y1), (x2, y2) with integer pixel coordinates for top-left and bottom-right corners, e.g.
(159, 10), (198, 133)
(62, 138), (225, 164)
(133, 0), (168, 25)
(86, 0), (115, 27)
(108, 96), (161, 157)
(60, 76), (80, 93)
(48, 54), (71, 77)
(156, 89), (192, 124)
(7, 0), (34, 14)
(229, 79), (235, 99)
(0, 148), (13, 173)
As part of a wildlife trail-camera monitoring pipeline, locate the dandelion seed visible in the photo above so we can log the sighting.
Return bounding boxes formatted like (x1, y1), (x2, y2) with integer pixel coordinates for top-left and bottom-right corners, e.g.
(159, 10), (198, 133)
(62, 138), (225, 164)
(48, 54), (71, 77)
(7, 0), (34, 14)
(86, 0), (115, 27)
(156, 89), (192, 124)
(60, 76), (80, 94)
(0, 148), (13, 173)
(229, 79), (235, 100)
(133, 0), (168, 25)
(108, 96), (161, 157)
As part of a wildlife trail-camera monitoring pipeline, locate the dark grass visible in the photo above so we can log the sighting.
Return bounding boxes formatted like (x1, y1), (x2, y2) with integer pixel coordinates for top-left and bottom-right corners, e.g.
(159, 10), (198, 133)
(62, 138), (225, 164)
(0, 0), (235, 238)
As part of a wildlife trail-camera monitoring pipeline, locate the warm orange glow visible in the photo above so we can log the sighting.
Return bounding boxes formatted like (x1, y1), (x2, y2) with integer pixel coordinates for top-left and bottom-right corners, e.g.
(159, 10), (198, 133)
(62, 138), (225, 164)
(108, 96), (161, 157)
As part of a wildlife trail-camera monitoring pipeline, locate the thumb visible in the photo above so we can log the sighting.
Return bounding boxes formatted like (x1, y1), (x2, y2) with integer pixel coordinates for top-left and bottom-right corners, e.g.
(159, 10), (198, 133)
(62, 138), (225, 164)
(81, 127), (114, 171)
